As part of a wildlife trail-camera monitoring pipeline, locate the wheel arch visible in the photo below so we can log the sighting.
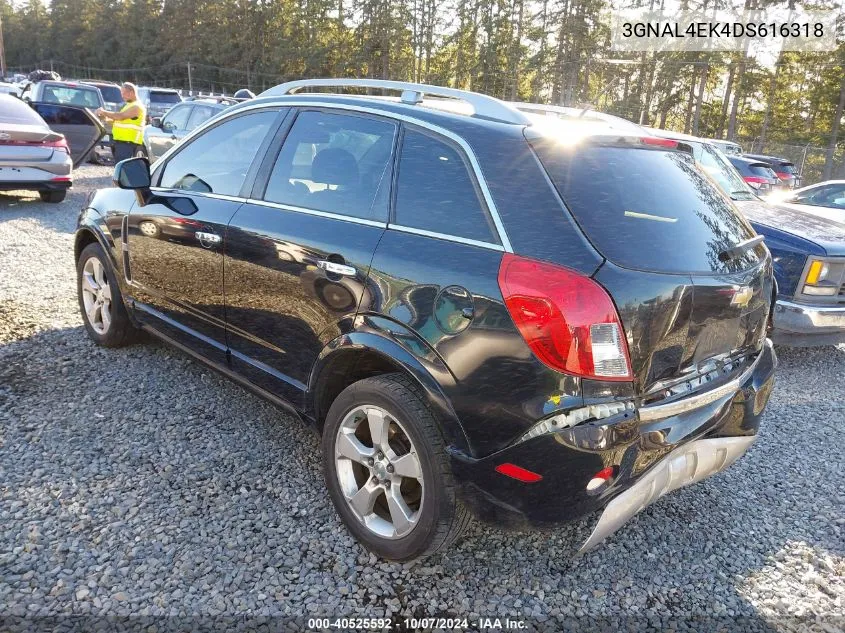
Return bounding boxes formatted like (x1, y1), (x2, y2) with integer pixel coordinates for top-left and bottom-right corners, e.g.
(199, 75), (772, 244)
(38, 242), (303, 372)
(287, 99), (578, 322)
(308, 331), (471, 455)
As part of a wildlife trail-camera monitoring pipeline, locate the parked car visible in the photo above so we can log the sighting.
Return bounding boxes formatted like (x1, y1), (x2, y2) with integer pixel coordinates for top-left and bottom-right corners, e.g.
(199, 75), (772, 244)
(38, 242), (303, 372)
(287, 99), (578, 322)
(141, 97), (234, 161)
(771, 180), (845, 223)
(136, 87), (182, 121)
(744, 154), (800, 188)
(728, 155), (783, 192)
(75, 80), (776, 561)
(650, 128), (845, 347)
(706, 139), (743, 155)
(21, 80), (105, 111)
(0, 81), (21, 97)
(0, 94), (100, 202)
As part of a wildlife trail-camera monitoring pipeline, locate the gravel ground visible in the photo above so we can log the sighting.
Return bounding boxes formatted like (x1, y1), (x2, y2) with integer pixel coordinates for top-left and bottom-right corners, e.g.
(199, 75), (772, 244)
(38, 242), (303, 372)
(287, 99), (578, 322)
(1, 166), (843, 631)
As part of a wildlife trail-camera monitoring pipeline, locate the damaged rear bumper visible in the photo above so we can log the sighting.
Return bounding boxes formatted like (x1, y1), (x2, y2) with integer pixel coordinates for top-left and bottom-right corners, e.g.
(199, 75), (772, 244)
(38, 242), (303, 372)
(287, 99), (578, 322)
(579, 435), (755, 552)
(450, 339), (777, 548)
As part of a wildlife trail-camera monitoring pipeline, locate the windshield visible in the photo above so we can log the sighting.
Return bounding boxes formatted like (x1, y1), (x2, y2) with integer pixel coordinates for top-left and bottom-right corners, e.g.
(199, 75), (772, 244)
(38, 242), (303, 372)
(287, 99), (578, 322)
(530, 140), (761, 274)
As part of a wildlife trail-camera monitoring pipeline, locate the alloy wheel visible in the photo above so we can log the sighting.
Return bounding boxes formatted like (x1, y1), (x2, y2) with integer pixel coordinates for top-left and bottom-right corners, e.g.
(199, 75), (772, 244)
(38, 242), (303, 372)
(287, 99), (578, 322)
(335, 405), (424, 539)
(81, 256), (113, 335)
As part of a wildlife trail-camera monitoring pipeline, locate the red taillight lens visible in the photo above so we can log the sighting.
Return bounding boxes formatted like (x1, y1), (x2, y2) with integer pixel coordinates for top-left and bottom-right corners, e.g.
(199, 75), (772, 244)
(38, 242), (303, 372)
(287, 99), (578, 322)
(498, 253), (632, 381)
(775, 172), (791, 180)
(494, 463), (543, 483)
(743, 176), (768, 184)
(45, 137), (70, 154)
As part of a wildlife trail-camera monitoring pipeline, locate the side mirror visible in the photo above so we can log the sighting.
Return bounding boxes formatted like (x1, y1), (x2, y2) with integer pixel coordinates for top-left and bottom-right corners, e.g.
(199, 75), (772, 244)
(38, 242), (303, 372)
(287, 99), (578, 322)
(114, 157), (151, 190)
(150, 117), (163, 128)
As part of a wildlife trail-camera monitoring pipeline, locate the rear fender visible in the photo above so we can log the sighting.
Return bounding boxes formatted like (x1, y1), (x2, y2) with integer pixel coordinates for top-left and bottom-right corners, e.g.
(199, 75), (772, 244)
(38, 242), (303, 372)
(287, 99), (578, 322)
(308, 318), (471, 455)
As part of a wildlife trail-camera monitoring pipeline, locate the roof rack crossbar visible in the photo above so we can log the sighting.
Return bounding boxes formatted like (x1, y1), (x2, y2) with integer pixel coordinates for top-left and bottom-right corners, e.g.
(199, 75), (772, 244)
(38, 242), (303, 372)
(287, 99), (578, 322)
(261, 78), (530, 125)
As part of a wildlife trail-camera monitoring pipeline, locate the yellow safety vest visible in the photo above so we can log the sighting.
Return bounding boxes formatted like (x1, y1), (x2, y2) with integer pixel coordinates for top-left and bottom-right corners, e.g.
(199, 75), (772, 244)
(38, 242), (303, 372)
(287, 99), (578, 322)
(112, 100), (146, 145)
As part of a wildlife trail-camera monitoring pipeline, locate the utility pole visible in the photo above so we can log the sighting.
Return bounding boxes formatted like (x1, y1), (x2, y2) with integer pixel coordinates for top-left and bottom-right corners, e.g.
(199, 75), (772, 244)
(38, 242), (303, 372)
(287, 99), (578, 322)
(187, 62), (193, 94)
(0, 14), (7, 79)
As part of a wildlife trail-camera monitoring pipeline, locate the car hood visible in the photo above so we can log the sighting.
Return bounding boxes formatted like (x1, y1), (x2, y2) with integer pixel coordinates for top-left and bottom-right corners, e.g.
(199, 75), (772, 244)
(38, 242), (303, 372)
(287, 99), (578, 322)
(735, 198), (845, 257)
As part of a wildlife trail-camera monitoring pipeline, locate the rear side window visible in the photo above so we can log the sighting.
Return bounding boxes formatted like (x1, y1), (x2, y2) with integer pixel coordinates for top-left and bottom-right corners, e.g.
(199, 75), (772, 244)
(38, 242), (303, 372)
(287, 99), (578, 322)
(186, 105), (217, 131)
(264, 110), (396, 221)
(31, 103), (91, 126)
(531, 141), (759, 274)
(394, 129), (498, 244)
(160, 110), (275, 196)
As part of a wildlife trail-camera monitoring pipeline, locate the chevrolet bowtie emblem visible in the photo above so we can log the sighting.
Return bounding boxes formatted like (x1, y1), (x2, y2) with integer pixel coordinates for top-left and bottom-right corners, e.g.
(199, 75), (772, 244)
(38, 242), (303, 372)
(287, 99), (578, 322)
(730, 286), (753, 308)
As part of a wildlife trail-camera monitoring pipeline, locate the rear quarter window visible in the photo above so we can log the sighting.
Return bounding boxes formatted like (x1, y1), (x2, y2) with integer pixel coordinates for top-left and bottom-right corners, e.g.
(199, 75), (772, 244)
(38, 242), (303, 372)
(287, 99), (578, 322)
(530, 140), (761, 274)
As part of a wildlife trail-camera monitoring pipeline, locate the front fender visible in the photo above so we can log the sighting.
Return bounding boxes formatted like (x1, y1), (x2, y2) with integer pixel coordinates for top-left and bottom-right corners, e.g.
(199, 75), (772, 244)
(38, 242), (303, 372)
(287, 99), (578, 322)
(308, 316), (472, 455)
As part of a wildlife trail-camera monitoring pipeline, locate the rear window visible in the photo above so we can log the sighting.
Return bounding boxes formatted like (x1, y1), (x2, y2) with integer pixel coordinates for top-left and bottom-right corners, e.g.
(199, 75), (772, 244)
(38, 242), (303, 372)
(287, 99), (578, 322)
(531, 141), (760, 274)
(40, 84), (101, 108)
(0, 96), (45, 125)
(776, 163), (797, 174)
(150, 91), (181, 104)
(749, 164), (777, 178)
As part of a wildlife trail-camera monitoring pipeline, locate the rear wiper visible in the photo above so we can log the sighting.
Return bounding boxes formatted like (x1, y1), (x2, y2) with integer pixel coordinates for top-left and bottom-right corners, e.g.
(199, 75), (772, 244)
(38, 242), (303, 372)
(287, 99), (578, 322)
(718, 235), (765, 262)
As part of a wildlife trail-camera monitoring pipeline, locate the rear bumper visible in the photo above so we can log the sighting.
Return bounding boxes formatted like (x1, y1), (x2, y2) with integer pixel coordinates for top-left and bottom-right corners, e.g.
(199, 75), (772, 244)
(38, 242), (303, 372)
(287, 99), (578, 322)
(450, 339), (776, 547)
(771, 299), (845, 346)
(0, 179), (71, 192)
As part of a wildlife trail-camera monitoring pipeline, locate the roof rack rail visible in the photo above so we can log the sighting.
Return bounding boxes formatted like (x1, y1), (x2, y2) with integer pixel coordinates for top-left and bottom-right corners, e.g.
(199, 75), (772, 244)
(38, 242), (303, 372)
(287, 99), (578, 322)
(261, 78), (530, 126)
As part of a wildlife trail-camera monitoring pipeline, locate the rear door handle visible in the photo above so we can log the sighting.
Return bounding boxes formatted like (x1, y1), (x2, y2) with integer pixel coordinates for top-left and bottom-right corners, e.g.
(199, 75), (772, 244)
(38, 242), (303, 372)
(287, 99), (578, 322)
(317, 260), (356, 276)
(196, 231), (221, 245)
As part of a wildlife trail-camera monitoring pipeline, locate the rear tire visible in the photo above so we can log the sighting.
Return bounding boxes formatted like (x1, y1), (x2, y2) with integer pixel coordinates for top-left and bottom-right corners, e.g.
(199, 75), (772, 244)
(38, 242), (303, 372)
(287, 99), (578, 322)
(39, 190), (66, 203)
(77, 242), (140, 347)
(322, 373), (472, 561)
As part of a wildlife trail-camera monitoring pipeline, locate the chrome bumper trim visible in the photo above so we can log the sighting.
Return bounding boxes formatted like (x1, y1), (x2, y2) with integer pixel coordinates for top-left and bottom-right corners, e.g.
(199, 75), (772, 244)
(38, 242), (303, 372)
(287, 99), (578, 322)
(637, 339), (769, 423)
(773, 299), (845, 334)
(579, 435), (756, 552)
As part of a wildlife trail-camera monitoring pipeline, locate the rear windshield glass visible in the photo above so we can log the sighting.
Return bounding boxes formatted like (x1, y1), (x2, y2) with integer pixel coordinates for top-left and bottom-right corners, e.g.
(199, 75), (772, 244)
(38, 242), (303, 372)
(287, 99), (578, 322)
(750, 165), (778, 178)
(530, 141), (760, 274)
(96, 85), (122, 103)
(40, 85), (101, 108)
(150, 91), (181, 104)
(776, 163), (797, 174)
(0, 96), (45, 125)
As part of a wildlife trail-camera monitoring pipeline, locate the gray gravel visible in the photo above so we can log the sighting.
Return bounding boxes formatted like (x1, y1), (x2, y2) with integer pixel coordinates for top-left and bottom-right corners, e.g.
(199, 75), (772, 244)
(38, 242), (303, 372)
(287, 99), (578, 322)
(1, 166), (843, 630)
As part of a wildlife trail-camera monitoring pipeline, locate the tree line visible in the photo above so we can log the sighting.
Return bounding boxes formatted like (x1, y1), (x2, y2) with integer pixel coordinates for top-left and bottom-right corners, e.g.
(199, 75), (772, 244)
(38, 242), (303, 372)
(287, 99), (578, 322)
(2, 0), (845, 179)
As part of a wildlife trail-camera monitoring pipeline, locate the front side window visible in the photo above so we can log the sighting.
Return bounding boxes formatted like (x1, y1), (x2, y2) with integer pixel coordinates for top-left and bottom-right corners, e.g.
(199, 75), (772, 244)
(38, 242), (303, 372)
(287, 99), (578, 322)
(163, 105), (191, 131)
(186, 105), (217, 131)
(160, 110), (276, 196)
(264, 110), (396, 221)
(394, 129), (498, 244)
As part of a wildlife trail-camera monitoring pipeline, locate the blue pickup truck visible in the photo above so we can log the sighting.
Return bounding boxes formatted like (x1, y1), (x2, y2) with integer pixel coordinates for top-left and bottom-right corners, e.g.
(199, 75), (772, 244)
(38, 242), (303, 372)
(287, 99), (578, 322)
(649, 127), (845, 347)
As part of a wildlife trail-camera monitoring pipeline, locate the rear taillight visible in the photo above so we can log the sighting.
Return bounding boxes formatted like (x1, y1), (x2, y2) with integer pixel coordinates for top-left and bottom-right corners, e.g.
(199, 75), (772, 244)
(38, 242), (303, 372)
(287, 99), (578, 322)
(775, 172), (791, 180)
(498, 253), (632, 381)
(45, 137), (70, 154)
(743, 176), (769, 184)
(0, 136), (69, 153)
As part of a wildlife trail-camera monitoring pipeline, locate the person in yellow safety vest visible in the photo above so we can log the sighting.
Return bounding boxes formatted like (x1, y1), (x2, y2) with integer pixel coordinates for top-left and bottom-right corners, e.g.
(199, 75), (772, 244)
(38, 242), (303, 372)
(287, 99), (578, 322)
(95, 82), (147, 164)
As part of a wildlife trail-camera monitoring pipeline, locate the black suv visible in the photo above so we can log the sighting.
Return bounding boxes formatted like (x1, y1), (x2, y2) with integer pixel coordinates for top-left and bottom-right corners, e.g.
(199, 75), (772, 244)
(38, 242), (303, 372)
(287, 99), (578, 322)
(75, 79), (777, 561)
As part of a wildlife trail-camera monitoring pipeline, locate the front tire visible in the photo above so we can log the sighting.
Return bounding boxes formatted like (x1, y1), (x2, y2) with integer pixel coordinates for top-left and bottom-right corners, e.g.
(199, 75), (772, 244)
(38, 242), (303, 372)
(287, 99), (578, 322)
(77, 242), (139, 347)
(322, 373), (471, 561)
(39, 190), (66, 203)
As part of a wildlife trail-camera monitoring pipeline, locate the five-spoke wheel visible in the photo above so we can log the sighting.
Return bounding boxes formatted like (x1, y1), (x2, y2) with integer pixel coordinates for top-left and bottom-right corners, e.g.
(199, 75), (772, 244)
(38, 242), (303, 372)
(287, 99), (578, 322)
(335, 405), (424, 539)
(323, 373), (470, 560)
(80, 256), (113, 335)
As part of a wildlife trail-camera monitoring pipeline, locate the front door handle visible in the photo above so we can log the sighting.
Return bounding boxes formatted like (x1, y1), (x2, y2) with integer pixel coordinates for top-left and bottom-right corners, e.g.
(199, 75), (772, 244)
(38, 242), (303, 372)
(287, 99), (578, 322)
(317, 260), (356, 276)
(195, 231), (221, 246)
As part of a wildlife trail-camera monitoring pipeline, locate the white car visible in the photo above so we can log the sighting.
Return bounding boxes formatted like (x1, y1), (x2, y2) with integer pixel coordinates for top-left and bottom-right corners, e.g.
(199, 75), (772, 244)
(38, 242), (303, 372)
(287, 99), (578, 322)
(771, 180), (845, 224)
(0, 82), (21, 97)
